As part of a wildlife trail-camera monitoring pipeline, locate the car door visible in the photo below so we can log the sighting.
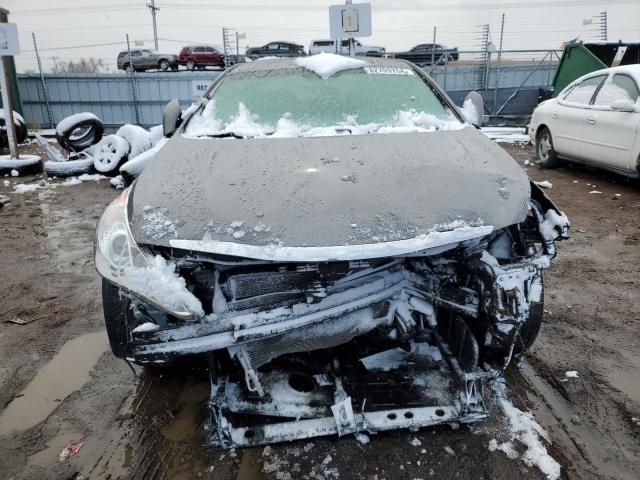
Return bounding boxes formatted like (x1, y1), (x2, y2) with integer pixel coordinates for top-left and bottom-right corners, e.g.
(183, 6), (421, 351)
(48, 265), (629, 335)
(130, 50), (143, 68)
(580, 73), (640, 170)
(552, 74), (607, 157)
(193, 46), (206, 64)
(142, 50), (156, 68)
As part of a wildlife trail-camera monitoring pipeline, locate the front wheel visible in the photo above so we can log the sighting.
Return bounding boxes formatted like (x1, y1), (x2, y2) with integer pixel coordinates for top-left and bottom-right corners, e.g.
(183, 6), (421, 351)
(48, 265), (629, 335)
(536, 127), (559, 168)
(186, 60), (196, 71)
(102, 279), (131, 358)
(159, 59), (170, 71)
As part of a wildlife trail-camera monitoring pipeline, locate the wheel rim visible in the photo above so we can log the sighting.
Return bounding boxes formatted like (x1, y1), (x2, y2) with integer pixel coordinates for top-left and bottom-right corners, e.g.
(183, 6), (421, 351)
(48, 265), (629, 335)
(538, 133), (551, 161)
(187, 61), (195, 70)
(160, 60), (169, 70)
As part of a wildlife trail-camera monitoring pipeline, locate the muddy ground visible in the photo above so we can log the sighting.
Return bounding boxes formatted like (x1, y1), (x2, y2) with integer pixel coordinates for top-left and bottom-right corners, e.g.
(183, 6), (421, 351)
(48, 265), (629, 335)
(0, 141), (638, 480)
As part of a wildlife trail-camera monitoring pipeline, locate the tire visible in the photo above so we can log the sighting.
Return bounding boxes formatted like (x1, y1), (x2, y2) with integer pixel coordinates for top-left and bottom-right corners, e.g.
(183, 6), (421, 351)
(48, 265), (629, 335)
(159, 59), (170, 71)
(102, 279), (131, 359)
(536, 127), (559, 168)
(44, 158), (94, 177)
(186, 60), (195, 71)
(0, 154), (43, 176)
(90, 135), (129, 174)
(55, 113), (104, 153)
(123, 63), (132, 72)
(0, 117), (28, 145)
(515, 275), (544, 353)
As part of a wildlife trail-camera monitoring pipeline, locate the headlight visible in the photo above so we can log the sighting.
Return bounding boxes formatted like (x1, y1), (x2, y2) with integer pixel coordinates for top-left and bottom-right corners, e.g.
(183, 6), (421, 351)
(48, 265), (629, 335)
(95, 188), (203, 320)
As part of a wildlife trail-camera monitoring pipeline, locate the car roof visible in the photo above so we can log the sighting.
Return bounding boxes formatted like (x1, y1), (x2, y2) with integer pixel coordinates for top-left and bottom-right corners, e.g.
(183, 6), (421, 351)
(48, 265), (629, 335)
(578, 64), (640, 84)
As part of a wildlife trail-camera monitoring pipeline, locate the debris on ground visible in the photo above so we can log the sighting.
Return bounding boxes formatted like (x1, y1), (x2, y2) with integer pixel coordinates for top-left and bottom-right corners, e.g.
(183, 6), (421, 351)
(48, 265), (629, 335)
(0, 194), (10, 208)
(534, 180), (553, 189)
(58, 442), (84, 462)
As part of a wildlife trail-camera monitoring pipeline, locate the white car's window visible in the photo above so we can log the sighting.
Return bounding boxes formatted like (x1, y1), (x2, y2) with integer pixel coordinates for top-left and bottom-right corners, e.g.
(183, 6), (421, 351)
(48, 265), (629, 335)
(593, 75), (639, 106)
(563, 75), (606, 105)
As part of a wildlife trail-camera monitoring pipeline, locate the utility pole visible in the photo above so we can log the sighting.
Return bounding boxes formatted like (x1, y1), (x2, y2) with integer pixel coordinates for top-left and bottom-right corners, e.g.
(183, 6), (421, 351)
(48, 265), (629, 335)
(147, 0), (159, 50)
(431, 26), (436, 66)
(599, 11), (607, 41)
(493, 13), (505, 115)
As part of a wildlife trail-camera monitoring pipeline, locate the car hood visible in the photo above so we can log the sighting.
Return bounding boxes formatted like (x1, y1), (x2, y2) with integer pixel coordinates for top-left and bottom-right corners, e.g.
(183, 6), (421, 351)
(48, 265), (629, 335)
(129, 128), (530, 259)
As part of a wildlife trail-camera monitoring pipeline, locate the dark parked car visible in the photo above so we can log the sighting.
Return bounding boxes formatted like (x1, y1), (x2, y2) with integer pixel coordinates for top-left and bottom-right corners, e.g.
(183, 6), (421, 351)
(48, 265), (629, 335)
(179, 45), (225, 70)
(394, 44), (459, 66)
(95, 56), (568, 449)
(116, 49), (178, 72)
(245, 41), (305, 60)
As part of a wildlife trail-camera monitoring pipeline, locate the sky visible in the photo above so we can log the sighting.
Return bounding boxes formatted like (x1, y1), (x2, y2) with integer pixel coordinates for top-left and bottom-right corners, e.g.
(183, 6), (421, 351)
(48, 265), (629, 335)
(4, 0), (640, 72)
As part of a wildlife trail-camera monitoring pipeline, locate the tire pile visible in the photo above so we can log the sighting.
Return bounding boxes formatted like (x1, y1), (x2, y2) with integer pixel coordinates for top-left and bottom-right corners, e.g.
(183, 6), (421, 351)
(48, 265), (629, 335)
(44, 112), (163, 180)
(0, 112), (41, 176)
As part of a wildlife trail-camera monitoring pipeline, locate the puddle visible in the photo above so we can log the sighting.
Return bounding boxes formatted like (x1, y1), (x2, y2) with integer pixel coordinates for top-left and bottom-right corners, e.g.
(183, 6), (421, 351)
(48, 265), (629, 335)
(161, 380), (209, 443)
(0, 330), (108, 436)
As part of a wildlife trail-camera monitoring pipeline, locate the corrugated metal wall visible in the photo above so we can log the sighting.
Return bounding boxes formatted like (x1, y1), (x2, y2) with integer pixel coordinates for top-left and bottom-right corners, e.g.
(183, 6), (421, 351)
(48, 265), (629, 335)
(18, 62), (557, 130)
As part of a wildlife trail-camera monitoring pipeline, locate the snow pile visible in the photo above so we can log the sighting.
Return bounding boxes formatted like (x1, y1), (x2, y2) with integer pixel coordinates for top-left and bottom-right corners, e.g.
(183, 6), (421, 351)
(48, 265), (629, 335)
(110, 175), (125, 190)
(148, 124), (164, 146)
(125, 255), (204, 316)
(564, 370), (579, 378)
(185, 101), (464, 140)
(116, 124), (151, 158)
(120, 137), (169, 178)
(482, 127), (530, 144)
(295, 52), (367, 79)
(460, 97), (479, 125)
(13, 180), (47, 193)
(538, 209), (569, 242)
(534, 180), (553, 189)
(61, 173), (107, 186)
(132, 322), (160, 333)
(493, 393), (561, 480)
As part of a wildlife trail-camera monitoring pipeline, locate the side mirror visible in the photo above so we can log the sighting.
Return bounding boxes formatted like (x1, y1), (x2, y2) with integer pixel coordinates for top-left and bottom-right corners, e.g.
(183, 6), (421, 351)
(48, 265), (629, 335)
(461, 91), (484, 127)
(610, 99), (636, 112)
(162, 99), (183, 137)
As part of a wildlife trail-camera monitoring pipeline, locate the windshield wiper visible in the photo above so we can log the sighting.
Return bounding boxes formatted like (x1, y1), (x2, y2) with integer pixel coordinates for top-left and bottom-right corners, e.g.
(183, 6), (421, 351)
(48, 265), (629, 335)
(202, 132), (245, 139)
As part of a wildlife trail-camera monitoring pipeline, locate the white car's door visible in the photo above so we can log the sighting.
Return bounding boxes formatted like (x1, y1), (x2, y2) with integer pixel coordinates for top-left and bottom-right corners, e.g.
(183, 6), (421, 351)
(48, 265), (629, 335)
(553, 74), (607, 157)
(581, 73), (640, 171)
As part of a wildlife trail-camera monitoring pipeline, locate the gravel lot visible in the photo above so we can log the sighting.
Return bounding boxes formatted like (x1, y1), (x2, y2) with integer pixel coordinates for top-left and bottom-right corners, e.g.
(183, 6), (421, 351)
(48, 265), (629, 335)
(0, 141), (638, 480)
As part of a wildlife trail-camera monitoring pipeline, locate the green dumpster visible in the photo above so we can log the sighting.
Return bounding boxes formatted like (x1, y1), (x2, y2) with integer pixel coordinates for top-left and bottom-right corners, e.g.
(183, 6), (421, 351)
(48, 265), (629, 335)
(552, 41), (640, 96)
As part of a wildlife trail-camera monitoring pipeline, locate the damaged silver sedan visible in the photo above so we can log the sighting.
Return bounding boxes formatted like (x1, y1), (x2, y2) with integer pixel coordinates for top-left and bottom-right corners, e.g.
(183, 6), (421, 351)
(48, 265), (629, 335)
(95, 56), (569, 448)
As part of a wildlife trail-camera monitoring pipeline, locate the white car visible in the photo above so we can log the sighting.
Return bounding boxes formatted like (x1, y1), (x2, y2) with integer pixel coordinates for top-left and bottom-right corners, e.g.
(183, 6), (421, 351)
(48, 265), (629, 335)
(529, 65), (640, 177)
(309, 39), (385, 56)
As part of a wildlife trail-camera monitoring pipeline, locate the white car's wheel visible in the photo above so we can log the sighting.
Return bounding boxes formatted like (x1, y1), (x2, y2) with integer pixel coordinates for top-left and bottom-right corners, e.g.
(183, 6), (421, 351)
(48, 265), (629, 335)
(536, 127), (559, 168)
(91, 135), (130, 173)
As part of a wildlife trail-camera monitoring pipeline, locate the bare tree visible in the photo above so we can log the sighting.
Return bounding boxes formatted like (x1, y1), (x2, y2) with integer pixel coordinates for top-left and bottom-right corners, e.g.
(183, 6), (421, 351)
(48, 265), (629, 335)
(54, 57), (107, 73)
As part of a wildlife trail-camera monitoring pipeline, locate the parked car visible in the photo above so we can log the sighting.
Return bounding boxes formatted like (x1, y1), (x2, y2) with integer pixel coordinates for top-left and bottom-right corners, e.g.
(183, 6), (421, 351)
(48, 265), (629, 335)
(95, 55), (568, 449)
(529, 65), (640, 177)
(309, 39), (385, 56)
(245, 41), (305, 59)
(116, 49), (178, 72)
(178, 45), (225, 70)
(394, 44), (459, 66)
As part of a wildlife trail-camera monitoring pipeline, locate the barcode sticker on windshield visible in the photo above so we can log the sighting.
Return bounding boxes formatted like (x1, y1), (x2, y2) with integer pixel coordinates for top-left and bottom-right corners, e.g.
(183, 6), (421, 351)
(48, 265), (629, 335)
(364, 67), (414, 75)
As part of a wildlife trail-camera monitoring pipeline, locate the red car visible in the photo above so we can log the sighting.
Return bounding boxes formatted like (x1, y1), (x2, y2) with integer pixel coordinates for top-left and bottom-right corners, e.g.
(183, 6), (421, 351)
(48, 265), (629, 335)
(178, 45), (225, 70)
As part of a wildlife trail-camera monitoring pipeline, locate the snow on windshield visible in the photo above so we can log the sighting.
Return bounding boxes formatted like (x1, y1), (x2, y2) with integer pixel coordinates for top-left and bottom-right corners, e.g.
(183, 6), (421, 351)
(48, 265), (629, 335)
(184, 100), (465, 139)
(295, 53), (367, 80)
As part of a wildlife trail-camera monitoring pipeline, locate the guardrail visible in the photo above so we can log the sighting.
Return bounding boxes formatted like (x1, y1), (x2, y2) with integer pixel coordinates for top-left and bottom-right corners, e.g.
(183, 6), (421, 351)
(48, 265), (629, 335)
(17, 49), (562, 130)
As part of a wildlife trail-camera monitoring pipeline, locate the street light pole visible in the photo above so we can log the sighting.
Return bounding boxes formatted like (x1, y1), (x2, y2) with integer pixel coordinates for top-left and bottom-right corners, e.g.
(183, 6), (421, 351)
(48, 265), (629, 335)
(147, 0), (159, 50)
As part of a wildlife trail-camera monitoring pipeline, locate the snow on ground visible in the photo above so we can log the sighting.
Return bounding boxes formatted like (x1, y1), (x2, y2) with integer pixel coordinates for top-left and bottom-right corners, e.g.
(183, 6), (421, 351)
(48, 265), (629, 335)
(481, 127), (530, 144)
(565, 370), (579, 378)
(489, 383), (561, 480)
(295, 52), (367, 79)
(61, 173), (107, 186)
(534, 180), (553, 189)
(13, 180), (47, 193)
(125, 255), (204, 316)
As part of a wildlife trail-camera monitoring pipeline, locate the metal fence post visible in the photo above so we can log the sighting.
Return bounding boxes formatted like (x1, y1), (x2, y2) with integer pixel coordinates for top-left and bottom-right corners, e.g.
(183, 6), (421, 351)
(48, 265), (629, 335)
(32, 32), (54, 128)
(493, 13), (505, 115)
(126, 34), (141, 125)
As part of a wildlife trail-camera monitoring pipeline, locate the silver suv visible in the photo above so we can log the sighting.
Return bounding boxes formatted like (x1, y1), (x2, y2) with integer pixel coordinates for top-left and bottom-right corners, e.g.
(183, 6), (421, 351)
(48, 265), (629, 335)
(117, 49), (178, 72)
